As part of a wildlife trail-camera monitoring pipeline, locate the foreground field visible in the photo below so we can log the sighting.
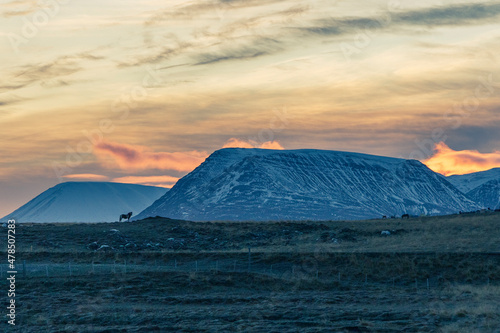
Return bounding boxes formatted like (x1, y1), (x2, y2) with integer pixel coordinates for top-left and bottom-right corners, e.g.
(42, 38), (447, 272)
(1, 212), (499, 332)
(8, 273), (500, 332)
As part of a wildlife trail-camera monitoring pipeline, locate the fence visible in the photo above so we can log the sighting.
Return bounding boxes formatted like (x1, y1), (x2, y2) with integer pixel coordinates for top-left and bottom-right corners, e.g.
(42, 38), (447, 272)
(0, 258), (494, 290)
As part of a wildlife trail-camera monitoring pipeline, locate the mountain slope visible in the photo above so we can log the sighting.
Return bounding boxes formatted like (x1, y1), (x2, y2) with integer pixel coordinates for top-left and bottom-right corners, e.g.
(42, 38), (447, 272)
(466, 179), (500, 210)
(447, 168), (500, 209)
(447, 168), (500, 193)
(1, 182), (168, 223)
(134, 148), (479, 221)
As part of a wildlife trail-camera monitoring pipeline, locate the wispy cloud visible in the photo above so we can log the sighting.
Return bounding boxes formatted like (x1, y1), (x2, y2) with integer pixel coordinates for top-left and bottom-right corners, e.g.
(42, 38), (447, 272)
(395, 3), (500, 27)
(1, 0), (39, 17)
(298, 2), (500, 38)
(194, 37), (282, 65)
(3, 52), (104, 92)
(144, 0), (286, 26)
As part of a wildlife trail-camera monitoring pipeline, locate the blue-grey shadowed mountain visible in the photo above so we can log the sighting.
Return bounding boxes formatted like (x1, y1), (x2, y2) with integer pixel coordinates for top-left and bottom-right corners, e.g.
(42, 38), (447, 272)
(448, 168), (500, 210)
(1, 182), (168, 223)
(134, 148), (479, 221)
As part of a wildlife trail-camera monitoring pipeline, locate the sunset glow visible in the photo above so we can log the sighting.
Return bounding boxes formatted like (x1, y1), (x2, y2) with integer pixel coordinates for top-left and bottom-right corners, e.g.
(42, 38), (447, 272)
(93, 141), (208, 173)
(1, 0), (500, 216)
(423, 142), (500, 176)
(222, 138), (285, 150)
(112, 175), (179, 188)
(62, 174), (110, 181)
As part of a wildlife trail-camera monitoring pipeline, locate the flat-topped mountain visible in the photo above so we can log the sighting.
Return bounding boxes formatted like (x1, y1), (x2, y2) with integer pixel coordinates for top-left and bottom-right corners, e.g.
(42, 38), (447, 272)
(134, 148), (479, 221)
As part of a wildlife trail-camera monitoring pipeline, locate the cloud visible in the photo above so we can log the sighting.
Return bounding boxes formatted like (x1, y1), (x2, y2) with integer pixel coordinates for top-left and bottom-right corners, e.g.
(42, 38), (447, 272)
(395, 3), (500, 27)
(1, 0), (39, 17)
(194, 37), (282, 65)
(0, 94), (22, 107)
(117, 44), (192, 68)
(422, 142), (500, 176)
(144, 0), (286, 26)
(93, 141), (208, 172)
(94, 139), (284, 174)
(298, 3), (500, 38)
(112, 175), (179, 188)
(2, 52), (104, 92)
(222, 138), (284, 149)
(62, 174), (110, 181)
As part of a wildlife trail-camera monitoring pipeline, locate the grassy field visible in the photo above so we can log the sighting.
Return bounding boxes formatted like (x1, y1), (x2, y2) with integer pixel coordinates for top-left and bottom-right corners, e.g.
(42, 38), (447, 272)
(2, 212), (499, 332)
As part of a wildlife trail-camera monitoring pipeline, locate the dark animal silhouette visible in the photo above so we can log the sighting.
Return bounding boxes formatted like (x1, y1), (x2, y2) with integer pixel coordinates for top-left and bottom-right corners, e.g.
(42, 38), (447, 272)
(119, 212), (133, 222)
(401, 214), (410, 219)
(382, 215), (387, 219)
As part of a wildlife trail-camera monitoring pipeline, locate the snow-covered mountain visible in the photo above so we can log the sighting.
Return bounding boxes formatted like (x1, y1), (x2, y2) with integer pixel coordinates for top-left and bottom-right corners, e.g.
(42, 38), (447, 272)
(1, 182), (168, 223)
(134, 148), (479, 221)
(447, 168), (500, 193)
(448, 168), (500, 209)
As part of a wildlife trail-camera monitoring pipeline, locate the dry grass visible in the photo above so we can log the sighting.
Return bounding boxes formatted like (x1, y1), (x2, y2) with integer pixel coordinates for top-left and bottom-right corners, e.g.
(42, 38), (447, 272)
(4, 212), (500, 332)
(13, 211), (500, 255)
(428, 285), (500, 332)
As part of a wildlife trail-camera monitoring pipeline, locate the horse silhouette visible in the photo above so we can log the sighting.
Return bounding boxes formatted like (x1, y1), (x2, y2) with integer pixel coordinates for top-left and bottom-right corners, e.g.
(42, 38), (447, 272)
(119, 212), (133, 222)
(401, 214), (410, 219)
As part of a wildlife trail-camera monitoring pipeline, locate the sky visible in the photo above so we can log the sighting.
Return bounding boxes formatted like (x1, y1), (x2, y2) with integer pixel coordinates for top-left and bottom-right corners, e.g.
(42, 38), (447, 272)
(1, 0), (500, 217)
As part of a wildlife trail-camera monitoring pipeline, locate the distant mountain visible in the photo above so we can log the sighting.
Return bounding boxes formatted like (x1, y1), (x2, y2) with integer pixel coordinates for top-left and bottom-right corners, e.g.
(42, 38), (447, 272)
(1, 182), (168, 223)
(466, 180), (500, 210)
(134, 148), (479, 221)
(448, 168), (500, 209)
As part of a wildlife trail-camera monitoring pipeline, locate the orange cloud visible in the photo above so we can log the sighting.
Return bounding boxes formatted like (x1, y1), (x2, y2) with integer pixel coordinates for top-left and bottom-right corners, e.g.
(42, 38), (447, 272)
(93, 141), (207, 172)
(63, 173), (109, 181)
(113, 175), (179, 188)
(423, 142), (500, 176)
(222, 138), (285, 150)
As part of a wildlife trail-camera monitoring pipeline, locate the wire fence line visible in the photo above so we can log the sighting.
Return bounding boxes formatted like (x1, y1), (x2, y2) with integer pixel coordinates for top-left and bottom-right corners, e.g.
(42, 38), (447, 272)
(0, 260), (494, 290)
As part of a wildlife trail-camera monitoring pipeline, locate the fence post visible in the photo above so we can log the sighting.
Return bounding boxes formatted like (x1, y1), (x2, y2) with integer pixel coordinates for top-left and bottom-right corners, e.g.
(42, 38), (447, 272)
(248, 247), (251, 272)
